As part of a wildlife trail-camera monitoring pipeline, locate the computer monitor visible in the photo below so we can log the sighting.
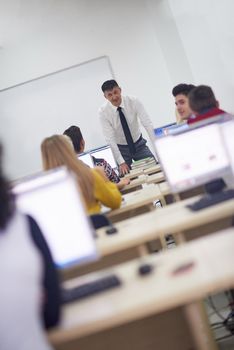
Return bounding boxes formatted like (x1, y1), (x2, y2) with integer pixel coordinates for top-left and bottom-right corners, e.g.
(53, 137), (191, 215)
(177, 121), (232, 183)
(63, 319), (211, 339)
(221, 120), (234, 178)
(90, 145), (117, 170)
(154, 122), (177, 137)
(78, 152), (94, 168)
(12, 167), (98, 269)
(155, 123), (231, 193)
(164, 123), (189, 135)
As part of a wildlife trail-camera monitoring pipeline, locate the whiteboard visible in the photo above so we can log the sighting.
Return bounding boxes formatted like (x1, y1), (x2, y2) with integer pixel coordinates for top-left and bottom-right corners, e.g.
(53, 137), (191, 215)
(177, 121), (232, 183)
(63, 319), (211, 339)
(0, 56), (114, 180)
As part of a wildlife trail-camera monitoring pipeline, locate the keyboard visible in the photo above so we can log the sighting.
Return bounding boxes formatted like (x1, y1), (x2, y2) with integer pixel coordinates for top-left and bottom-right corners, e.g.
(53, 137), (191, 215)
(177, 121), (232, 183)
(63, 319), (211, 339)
(187, 189), (234, 211)
(61, 274), (121, 304)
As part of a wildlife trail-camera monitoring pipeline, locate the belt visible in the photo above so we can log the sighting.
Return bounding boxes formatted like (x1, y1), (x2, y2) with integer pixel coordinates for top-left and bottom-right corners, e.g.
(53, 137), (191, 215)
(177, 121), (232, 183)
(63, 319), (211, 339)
(117, 134), (142, 147)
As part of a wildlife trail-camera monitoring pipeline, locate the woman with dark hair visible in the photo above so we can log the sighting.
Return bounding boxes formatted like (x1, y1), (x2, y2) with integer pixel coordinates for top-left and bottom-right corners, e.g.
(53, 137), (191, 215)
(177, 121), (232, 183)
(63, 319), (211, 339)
(0, 144), (60, 350)
(63, 125), (130, 189)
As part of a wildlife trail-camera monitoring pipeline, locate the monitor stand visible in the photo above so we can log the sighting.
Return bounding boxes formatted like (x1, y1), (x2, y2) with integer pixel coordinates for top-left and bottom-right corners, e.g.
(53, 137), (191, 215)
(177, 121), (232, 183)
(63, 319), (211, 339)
(187, 178), (234, 211)
(204, 178), (226, 195)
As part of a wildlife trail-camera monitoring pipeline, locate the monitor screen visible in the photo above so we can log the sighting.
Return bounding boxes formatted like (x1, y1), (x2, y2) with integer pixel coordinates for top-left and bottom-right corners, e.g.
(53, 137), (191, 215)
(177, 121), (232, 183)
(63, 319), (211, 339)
(78, 152), (94, 168)
(12, 167), (98, 269)
(90, 145), (117, 170)
(154, 122), (177, 137)
(221, 120), (234, 176)
(155, 123), (231, 193)
(164, 123), (189, 135)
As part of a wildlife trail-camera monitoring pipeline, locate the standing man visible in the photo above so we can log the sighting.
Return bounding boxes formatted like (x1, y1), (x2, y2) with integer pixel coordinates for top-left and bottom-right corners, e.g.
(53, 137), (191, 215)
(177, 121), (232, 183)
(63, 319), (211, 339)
(99, 80), (156, 176)
(172, 83), (196, 123)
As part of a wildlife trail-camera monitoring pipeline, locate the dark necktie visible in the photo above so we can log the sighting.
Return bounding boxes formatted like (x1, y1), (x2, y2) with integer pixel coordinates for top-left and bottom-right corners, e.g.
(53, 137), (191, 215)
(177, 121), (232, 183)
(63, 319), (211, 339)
(117, 106), (136, 154)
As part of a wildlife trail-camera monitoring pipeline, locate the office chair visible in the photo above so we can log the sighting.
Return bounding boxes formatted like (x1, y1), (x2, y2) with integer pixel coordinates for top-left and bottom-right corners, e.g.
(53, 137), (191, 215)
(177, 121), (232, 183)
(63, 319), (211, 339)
(89, 213), (111, 230)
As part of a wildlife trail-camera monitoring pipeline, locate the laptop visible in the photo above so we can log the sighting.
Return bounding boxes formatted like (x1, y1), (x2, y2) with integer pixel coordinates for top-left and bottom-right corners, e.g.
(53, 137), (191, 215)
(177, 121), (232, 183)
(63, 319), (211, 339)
(78, 152), (94, 168)
(90, 145), (118, 170)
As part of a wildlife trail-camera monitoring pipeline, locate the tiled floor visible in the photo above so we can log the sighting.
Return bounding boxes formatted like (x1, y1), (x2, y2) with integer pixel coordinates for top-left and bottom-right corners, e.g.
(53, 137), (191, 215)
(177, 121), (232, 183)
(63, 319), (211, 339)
(161, 237), (234, 349)
(205, 293), (234, 349)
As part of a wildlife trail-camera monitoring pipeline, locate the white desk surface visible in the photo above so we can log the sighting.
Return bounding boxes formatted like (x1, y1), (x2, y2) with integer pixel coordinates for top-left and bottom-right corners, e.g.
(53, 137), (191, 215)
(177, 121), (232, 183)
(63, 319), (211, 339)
(106, 184), (162, 219)
(131, 158), (157, 170)
(48, 228), (234, 344)
(120, 175), (147, 192)
(146, 171), (165, 184)
(123, 168), (144, 179)
(123, 163), (160, 181)
(102, 195), (234, 244)
(143, 163), (161, 175)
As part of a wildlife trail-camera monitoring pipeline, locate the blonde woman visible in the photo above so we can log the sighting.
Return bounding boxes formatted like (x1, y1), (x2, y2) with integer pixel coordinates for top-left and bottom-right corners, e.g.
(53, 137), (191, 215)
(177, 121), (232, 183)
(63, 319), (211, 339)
(41, 135), (121, 214)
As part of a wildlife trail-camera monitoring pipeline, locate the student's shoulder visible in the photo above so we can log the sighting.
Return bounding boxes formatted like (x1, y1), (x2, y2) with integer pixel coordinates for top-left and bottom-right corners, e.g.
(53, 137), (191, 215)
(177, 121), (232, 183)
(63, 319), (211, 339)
(91, 168), (104, 180)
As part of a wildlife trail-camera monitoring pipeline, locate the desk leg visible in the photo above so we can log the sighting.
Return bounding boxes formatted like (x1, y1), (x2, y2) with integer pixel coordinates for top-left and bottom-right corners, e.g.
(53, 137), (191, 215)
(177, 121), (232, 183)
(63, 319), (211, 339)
(159, 196), (167, 207)
(183, 301), (218, 350)
(159, 234), (167, 250)
(175, 231), (186, 245)
(173, 193), (183, 203)
(137, 244), (148, 257)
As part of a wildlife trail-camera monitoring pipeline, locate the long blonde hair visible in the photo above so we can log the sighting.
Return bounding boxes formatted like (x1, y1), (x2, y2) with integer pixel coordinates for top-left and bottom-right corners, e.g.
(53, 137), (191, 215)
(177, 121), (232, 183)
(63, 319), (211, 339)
(41, 135), (95, 207)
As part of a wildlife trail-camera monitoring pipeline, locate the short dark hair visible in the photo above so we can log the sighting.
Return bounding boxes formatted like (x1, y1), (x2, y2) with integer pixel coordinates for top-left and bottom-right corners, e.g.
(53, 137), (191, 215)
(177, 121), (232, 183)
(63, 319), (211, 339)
(172, 83), (196, 97)
(101, 80), (119, 92)
(188, 85), (217, 114)
(63, 125), (83, 154)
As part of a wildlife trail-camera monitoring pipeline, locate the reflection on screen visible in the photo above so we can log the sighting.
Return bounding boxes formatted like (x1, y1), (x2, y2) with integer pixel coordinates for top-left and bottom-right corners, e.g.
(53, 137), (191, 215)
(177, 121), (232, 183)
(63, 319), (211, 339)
(155, 124), (231, 193)
(78, 153), (94, 168)
(13, 167), (98, 269)
(154, 123), (176, 137)
(91, 146), (117, 169)
(164, 123), (189, 135)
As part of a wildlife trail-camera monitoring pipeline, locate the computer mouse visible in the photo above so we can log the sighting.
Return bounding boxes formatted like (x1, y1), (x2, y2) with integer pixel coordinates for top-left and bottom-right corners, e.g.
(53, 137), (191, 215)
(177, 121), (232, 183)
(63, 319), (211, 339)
(137, 263), (153, 276)
(105, 226), (118, 235)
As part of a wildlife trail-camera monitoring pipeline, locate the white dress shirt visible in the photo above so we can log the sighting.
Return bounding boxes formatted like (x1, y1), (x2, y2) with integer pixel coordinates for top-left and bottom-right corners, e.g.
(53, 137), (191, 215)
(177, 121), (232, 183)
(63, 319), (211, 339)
(99, 95), (155, 165)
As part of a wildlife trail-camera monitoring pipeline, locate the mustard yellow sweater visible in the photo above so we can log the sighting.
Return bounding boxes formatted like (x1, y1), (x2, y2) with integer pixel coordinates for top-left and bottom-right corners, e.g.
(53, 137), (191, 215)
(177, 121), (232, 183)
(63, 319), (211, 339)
(87, 169), (122, 215)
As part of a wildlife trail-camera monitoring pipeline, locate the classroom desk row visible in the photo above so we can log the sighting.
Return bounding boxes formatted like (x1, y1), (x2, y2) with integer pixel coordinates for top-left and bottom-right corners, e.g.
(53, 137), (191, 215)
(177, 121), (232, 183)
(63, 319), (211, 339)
(121, 170), (165, 194)
(49, 228), (234, 350)
(105, 194), (234, 246)
(106, 184), (166, 223)
(124, 163), (161, 179)
(54, 161), (234, 350)
(63, 194), (234, 279)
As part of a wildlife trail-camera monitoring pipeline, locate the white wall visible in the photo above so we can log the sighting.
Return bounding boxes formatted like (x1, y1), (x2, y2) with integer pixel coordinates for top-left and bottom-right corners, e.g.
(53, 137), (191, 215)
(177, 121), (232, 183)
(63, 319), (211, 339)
(168, 0), (234, 113)
(0, 0), (174, 122)
(0, 0), (175, 179)
(0, 0), (234, 179)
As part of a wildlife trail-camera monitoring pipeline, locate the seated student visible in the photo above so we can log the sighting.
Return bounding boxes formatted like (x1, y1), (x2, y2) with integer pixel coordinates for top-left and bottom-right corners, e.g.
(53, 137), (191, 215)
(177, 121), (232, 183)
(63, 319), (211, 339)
(0, 143), (60, 350)
(63, 125), (129, 189)
(41, 135), (122, 214)
(172, 83), (196, 123)
(187, 85), (231, 125)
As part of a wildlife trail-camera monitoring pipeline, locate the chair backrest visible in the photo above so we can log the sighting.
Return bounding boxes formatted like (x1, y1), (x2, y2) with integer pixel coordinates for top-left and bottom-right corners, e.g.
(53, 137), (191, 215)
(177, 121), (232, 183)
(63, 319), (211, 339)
(89, 213), (111, 230)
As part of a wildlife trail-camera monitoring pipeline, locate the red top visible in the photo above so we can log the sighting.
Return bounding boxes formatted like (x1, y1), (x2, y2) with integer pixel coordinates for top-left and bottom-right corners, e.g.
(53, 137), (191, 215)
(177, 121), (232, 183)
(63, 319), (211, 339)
(188, 107), (225, 124)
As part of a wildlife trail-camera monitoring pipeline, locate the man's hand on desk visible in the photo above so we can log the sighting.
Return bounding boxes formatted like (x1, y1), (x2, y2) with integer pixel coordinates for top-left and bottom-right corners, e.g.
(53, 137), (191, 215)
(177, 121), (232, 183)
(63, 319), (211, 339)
(119, 162), (130, 176)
